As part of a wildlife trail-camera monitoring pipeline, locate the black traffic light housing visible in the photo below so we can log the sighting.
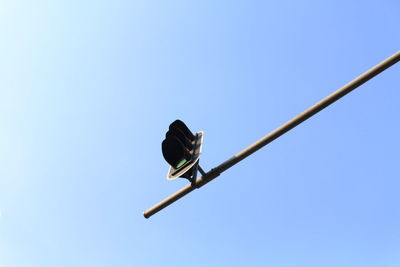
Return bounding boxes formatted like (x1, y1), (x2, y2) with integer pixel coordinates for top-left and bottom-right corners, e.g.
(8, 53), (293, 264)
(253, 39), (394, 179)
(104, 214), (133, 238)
(162, 120), (204, 182)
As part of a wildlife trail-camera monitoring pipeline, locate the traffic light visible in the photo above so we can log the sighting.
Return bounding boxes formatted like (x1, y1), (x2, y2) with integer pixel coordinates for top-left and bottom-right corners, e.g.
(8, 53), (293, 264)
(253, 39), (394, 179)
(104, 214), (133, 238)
(162, 120), (203, 181)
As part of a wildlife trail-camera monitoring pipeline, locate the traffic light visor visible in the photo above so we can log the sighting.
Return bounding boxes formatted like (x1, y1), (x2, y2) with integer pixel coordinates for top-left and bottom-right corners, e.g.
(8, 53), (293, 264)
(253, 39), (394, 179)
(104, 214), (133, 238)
(169, 120), (195, 141)
(162, 136), (191, 169)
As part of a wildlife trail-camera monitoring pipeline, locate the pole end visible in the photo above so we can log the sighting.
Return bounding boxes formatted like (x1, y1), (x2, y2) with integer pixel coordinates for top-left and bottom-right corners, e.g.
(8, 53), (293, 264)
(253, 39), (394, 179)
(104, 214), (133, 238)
(143, 211), (150, 219)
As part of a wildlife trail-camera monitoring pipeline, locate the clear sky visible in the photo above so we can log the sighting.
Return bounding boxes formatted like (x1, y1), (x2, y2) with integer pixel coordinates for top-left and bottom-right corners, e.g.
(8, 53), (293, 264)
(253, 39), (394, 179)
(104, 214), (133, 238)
(1, 1), (400, 266)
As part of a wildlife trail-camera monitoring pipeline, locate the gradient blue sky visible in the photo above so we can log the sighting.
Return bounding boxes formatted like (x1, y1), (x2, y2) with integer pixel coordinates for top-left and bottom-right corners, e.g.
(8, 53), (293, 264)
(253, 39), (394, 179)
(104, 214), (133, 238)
(1, 1), (400, 266)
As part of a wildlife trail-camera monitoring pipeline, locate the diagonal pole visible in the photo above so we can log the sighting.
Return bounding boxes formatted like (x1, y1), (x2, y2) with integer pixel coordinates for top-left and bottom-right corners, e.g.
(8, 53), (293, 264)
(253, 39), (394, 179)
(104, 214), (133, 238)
(144, 51), (400, 219)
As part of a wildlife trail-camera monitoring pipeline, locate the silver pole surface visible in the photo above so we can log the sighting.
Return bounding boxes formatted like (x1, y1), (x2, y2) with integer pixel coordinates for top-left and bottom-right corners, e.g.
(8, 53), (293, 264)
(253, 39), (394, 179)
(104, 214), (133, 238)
(144, 51), (400, 219)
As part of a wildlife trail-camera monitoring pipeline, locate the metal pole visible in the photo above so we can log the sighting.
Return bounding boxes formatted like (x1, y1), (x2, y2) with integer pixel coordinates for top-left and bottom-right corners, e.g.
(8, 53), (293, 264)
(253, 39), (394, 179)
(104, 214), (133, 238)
(144, 51), (400, 219)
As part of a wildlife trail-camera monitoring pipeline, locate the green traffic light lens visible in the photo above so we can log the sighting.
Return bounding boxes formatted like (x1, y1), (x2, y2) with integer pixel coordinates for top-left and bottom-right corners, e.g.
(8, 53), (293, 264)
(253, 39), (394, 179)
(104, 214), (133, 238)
(175, 158), (188, 168)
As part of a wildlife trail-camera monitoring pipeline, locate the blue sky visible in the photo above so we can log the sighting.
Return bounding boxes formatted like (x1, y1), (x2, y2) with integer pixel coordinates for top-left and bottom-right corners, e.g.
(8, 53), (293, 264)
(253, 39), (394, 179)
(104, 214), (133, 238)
(1, 1), (400, 266)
